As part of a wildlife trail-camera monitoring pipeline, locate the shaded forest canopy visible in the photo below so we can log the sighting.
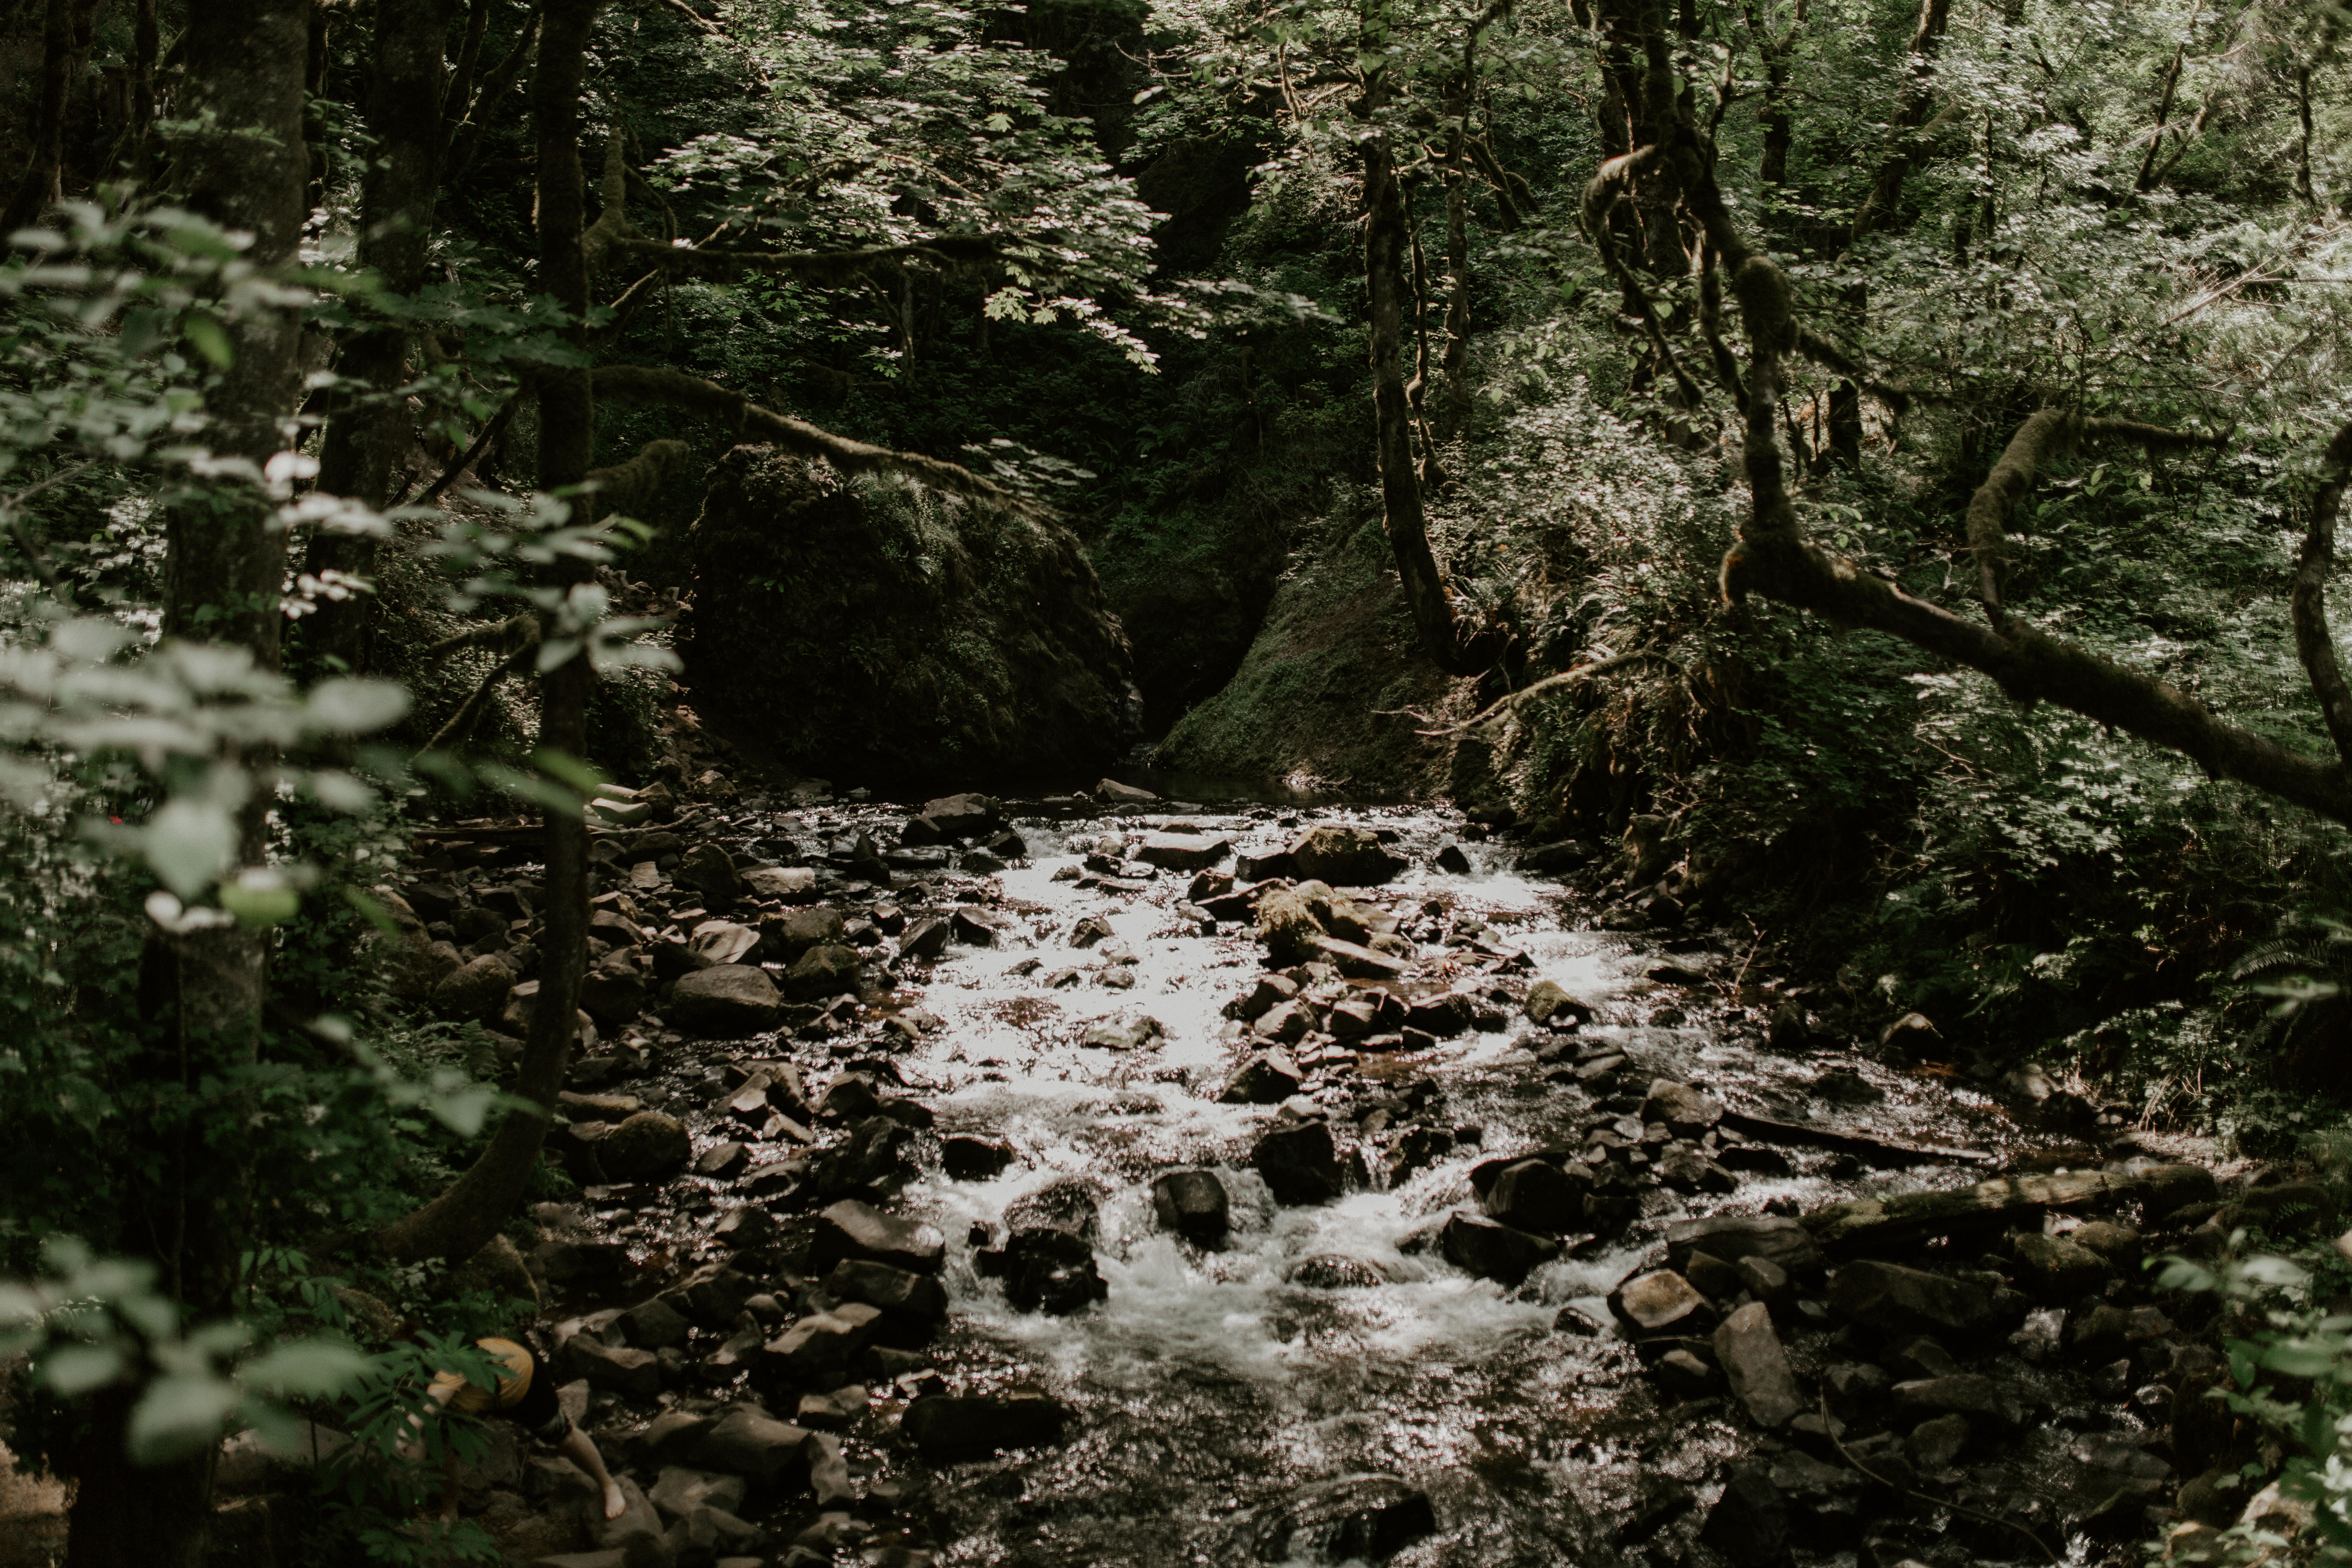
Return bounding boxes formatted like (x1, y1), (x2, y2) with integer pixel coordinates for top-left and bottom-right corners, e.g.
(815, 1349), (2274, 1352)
(2, 0), (2352, 1559)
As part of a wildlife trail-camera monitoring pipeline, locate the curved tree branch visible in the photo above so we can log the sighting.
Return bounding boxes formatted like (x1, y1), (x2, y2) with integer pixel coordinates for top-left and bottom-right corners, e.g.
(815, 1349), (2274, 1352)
(2292, 420), (2352, 768)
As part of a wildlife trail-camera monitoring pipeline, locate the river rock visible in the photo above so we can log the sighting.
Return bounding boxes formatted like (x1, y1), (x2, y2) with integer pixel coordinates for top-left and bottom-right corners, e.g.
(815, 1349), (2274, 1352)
(758, 1303), (882, 1389)
(1642, 1079), (1724, 1136)
(1909, 1412), (1970, 1470)
(1698, 1461), (1789, 1568)
(1249, 1474), (1436, 1564)
(1522, 980), (1592, 1027)
(1892, 1373), (2027, 1430)
(677, 842), (744, 905)
(434, 953), (519, 1022)
(667, 1263), (759, 1325)
(1151, 1169), (1230, 1246)
(988, 1227), (1108, 1314)
(1289, 825), (1406, 886)
(942, 1135), (1014, 1180)
(922, 793), (1000, 837)
(810, 1199), (946, 1274)
(687, 919), (760, 969)
(786, 943), (862, 1000)
(1439, 1212), (1560, 1284)
(1252, 1121), (1345, 1205)
(766, 904), (844, 960)
(1314, 937), (1407, 980)
(1082, 1015), (1164, 1051)
(2010, 1231), (2112, 1300)
(1715, 1303), (1803, 1428)
(823, 1259), (948, 1344)
(1256, 885), (1328, 964)
(1610, 1270), (1713, 1338)
(1222, 1049), (1304, 1105)
(619, 1296), (692, 1351)
(1481, 1159), (1591, 1236)
(1827, 1260), (1995, 1338)
(1665, 1215), (1823, 1281)
(1435, 843), (1472, 875)
(567, 1336), (662, 1397)
(743, 863), (817, 901)
(578, 966), (647, 1027)
(670, 964), (782, 1036)
(2069, 1220), (2143, 1272)
(1230, 975), (1297, 1026)
(598, 1111), (689, 1181)
(1138, 833), (1231, 872)
(646, 1466), (744, 1523)
(899, 916), (951, 962)
(900, 1393), (1069, 1459)
(688, 1410), (813, 1484)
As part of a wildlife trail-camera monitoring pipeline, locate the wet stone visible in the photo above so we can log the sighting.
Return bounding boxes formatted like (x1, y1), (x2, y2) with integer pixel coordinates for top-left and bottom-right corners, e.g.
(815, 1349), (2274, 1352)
(619, 1296), (692, 1351)
(1249, 1474), (1436, 1565)
(647, 1466), (745, 1523)
(1654, 1348), (1716, 1399)
(1252, 1120), (1346, 1206)
(1439, 1212), (1560, 1284)
(1698, 1461), (1789, 1568)
(985, 1227), (1108, 1315)
(567, 1336), (662, 1398)
(1480, 1158), (1590, 1236)
(1081, 1015), (1164, 1051)
(1289, 1253), (1389, 1289)
(2011, 1231), (2113, 1300)
(823, 1259), (948, 1345)
(1137, 833), (1231, 872)
(942, 1135), (1014, 1180)
(1827, 1260), (1996, 1338)
(1222, 1049), (1304, 1105)
(670, 964), (783, 1037)
(1909, 1412), (1970, 1471)
(758, 1304), (883, 1390)
(597, 1111), (689, 1182)
(688, 1410), (813, 1484)
(900, 1393), (1068, 1460)
(1610, 1270), (1713, 1338)
(786, 943), (863, 1000)
(898, 917), (951, 962)
(1150, 1169), (1231, 1247)
(1715, 1302), (1804, 1429)
(1641, 1078), (1724, 1136)
(1893, 1374), (2027, 1430)
(811, 1199), (946, 1275)
(1522, 980), (1592, 1026)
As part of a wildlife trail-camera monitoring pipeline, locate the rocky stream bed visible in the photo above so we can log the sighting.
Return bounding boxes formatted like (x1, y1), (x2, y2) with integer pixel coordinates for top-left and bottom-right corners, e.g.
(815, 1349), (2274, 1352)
(229, 785), (2319, 1568)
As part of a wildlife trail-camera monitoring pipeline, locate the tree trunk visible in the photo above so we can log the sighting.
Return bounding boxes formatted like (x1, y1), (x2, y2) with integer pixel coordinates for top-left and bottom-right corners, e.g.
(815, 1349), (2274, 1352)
(3, 0), (77, 234)
(301, 0), (457, 673)
(66, 4), (311, 1565)
(377, 0), (601, 1268)
(1363, 120), (1503, 677)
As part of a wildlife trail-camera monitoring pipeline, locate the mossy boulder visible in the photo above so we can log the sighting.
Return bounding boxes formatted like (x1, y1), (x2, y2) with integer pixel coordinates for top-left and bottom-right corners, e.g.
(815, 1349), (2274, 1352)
(682, 446), (1139, 781)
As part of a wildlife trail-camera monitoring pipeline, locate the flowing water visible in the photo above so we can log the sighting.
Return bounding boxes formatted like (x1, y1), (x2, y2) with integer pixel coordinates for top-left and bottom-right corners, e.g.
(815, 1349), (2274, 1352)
(650, 795), (2058, 1568)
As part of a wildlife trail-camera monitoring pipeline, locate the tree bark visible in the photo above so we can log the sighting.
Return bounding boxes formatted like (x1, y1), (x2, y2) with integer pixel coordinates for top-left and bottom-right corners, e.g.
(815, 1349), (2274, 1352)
(1362, 115), (1504, 677)
(378, 0), (601, 1269)
(3, 0), (78, 234)
(2290, 420), (2352, 767)
(301, 0), (457, 673)
(67, 4), (312, 1564)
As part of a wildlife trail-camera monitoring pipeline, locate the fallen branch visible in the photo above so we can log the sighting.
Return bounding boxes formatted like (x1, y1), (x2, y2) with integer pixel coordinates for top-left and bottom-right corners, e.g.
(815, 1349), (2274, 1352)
(1718, 1108), (1996, 1167)
(589, 364), (1040, 514)
(1423, 646), (1671, 735)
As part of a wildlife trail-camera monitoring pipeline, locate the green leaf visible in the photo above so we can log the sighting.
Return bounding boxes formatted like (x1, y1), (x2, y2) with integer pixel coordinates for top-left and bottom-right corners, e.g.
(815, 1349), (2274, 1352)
(142, 799), (238, 899)
(218, 877), (301, 929)
(305, 678), (410, 735)
(238, 1339), (370, 1398)
(182, 312), (233, 370)
(42, 1342), (125, 1395)
(127, 1372), (241, 1462)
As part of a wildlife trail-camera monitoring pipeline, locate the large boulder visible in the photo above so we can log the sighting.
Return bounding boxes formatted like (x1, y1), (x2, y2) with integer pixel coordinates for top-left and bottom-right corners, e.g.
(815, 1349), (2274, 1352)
(670, 965), (782, 1037)
(597, 1111), (690, 1182)
(1288, 824), (1406, 886)
(681, 445), (1139, 777)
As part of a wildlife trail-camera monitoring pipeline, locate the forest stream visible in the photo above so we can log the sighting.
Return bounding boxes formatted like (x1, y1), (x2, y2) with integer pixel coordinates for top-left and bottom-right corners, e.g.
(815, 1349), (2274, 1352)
(384, 787), (2230, 1568)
